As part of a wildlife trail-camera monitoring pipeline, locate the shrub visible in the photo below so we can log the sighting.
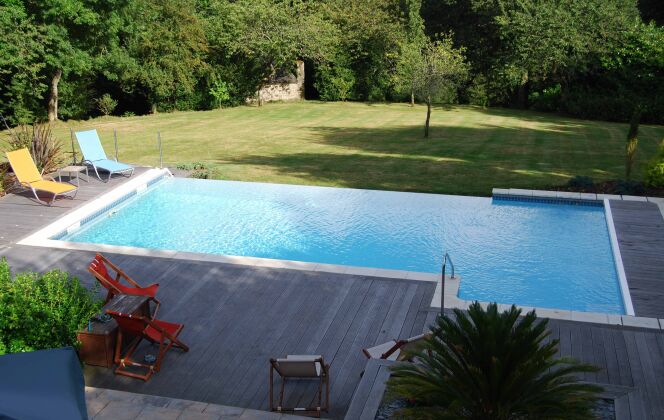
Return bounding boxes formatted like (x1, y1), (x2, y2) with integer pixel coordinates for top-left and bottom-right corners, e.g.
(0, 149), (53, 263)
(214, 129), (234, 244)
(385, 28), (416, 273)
(316, 65), (356, 101)
(122, 111), (136, 117)
(191, 170), (209, 179)
(177, 161), (211, 179)
(645, 140), (664, 188)
(612, 180), (645, 195)
(529, 84), (561, 112)
(176, 162), (209, 171)
(4, 122), (64, 174)
(96, 93), (118, 116)
(0, 259), (102, 355)
(0, 162), (13, 196)
(467, 75), (489, 108)
(388, 302), (602, 419)
(209, 80), (232, 108)
(566, 175), (594, 191)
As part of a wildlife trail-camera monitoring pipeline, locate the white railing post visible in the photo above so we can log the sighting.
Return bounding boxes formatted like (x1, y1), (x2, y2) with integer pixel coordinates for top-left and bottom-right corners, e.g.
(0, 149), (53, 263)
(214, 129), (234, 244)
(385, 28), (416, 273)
(114, 128), (118, 162)
(157, 131), (163, 168)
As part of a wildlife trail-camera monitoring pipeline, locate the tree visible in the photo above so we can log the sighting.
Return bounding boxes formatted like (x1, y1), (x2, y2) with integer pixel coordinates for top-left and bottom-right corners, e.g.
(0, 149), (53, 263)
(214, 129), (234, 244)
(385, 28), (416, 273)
(388, 302), (602, 419)
(202, 0), (338, 104)
(19, 0), (102, 121)
(394, 0), (427, 105)
(421, 0), (642, 110)
(111, 0), (208, 113)
(494, 0), (639, 108)
(0, 4), (46, 123)
(600, 21), (664, 123)
(323, 0), (409, 101)
(625, 109), (640, 180)
(412, 35), (468, 138)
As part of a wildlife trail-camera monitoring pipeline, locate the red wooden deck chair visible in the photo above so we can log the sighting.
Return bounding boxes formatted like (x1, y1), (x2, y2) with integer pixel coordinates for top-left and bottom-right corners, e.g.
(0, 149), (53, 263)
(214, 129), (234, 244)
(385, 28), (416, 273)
(106, 310), (189, 381)
(88, 253), (160, 314)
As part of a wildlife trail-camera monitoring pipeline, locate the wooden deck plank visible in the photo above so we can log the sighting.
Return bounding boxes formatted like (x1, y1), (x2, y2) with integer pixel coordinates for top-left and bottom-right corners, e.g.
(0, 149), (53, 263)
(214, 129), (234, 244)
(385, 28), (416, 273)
(591, 326), (609, 384)
(324, 280), (398, 413)
(253, 273), (337, 410)
(398, 283), (429, 339)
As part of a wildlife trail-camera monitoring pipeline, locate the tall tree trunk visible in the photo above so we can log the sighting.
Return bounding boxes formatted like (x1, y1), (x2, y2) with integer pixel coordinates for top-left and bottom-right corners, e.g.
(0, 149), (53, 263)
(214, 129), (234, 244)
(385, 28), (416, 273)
(625, 107), (641, 180)
(516, 71), (529, 109)
(424, 97), (432, 138)
(151, 103), (158, 114)
(410, 80), (415, 106)
(47, 69), (62, 122)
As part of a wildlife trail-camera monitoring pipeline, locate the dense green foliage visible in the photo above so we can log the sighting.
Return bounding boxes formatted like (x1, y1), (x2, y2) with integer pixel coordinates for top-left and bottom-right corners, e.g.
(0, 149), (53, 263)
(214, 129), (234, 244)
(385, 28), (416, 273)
(645, 140), (664, 188)
(0, 259), (102, 355)
(0, 0), (662, 124)
(422, 0), (664, 123)
(388, 302), (602, 419)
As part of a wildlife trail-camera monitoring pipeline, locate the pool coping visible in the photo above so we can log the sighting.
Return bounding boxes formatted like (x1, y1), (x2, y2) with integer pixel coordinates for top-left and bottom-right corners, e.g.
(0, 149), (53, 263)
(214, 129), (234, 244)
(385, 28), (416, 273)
(15, 176), (657, 328)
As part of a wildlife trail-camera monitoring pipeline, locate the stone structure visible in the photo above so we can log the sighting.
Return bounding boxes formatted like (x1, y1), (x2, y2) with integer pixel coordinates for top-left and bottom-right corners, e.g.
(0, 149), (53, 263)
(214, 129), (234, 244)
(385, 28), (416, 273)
(253, 60), (305, 104)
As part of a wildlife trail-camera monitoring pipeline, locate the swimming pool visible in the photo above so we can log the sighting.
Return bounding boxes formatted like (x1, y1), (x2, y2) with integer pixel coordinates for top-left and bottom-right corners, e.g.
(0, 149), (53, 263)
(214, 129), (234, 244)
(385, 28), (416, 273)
(58, 177), (627, 314)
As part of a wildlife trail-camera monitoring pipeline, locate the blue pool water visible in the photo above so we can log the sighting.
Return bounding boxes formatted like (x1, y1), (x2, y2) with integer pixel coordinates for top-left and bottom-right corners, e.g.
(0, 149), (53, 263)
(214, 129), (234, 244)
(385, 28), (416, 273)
(63, 178), (625, 314)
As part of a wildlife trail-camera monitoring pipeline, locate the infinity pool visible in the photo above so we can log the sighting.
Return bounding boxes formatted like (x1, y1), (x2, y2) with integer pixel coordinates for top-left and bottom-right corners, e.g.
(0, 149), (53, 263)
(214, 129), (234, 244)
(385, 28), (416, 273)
(62, 178), (626, 314)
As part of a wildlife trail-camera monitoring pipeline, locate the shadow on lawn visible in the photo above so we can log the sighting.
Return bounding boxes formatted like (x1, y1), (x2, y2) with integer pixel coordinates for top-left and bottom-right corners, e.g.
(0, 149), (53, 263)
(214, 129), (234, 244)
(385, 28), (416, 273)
(222, 120), (622, 196)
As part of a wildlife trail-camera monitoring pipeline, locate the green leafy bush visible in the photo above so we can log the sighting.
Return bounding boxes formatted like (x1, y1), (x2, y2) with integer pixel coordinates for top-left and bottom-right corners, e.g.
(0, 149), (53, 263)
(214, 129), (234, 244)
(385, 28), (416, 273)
(209, 80), (232, 108)
(176, 161), (209, 171)
(467, 75), (489, 108)
(96, 93), (118, 116)
(0, 259), (102, 355)
(645, 162), (664, 188)
(388, 302), (602, 419)
(529, 84), (561, 112)
(645, 140), (664, 188)
(316, 65), (356, 101)
(177, 161), (211, 179)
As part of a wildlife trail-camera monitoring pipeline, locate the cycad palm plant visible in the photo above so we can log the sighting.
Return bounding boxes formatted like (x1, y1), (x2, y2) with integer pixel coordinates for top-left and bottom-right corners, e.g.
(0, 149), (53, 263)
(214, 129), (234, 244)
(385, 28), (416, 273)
(388, 302), (602, 419)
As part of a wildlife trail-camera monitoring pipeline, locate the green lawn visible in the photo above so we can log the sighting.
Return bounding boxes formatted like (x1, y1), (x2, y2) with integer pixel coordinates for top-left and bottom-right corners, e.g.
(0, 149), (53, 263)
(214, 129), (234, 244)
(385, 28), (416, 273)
(39, 102), (664, 195)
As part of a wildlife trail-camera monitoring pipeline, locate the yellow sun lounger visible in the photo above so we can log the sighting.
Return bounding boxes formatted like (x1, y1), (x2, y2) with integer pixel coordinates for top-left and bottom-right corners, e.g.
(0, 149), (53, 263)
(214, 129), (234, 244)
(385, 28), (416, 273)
(5, 148), (78, 206)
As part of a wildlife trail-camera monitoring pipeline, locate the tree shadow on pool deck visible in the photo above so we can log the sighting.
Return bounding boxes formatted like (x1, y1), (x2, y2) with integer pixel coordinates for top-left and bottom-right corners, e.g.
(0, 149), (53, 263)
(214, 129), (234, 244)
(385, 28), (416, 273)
(220, 121), (648, 196)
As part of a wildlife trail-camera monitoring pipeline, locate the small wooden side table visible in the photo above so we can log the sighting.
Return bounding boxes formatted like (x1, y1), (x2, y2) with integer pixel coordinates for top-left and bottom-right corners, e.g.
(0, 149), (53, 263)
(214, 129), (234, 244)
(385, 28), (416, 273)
(77, 317), (117, 368)
(57, 165), (89, 186)
(77, 295), (151, 367)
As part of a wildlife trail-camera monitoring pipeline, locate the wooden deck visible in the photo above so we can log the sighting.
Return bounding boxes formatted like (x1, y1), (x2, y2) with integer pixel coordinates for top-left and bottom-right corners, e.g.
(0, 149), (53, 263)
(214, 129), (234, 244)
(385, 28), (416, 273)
(610, 200), (664, 318)
(0, 246), (435, 419)
(1, 176), (663, 418)
(0, 168), (147, 247)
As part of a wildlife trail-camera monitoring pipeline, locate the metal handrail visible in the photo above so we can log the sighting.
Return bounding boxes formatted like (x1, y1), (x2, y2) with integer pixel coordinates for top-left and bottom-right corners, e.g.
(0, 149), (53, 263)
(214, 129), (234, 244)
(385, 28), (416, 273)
(442, 252), (455, 280)
(440, 252), (455, 312)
